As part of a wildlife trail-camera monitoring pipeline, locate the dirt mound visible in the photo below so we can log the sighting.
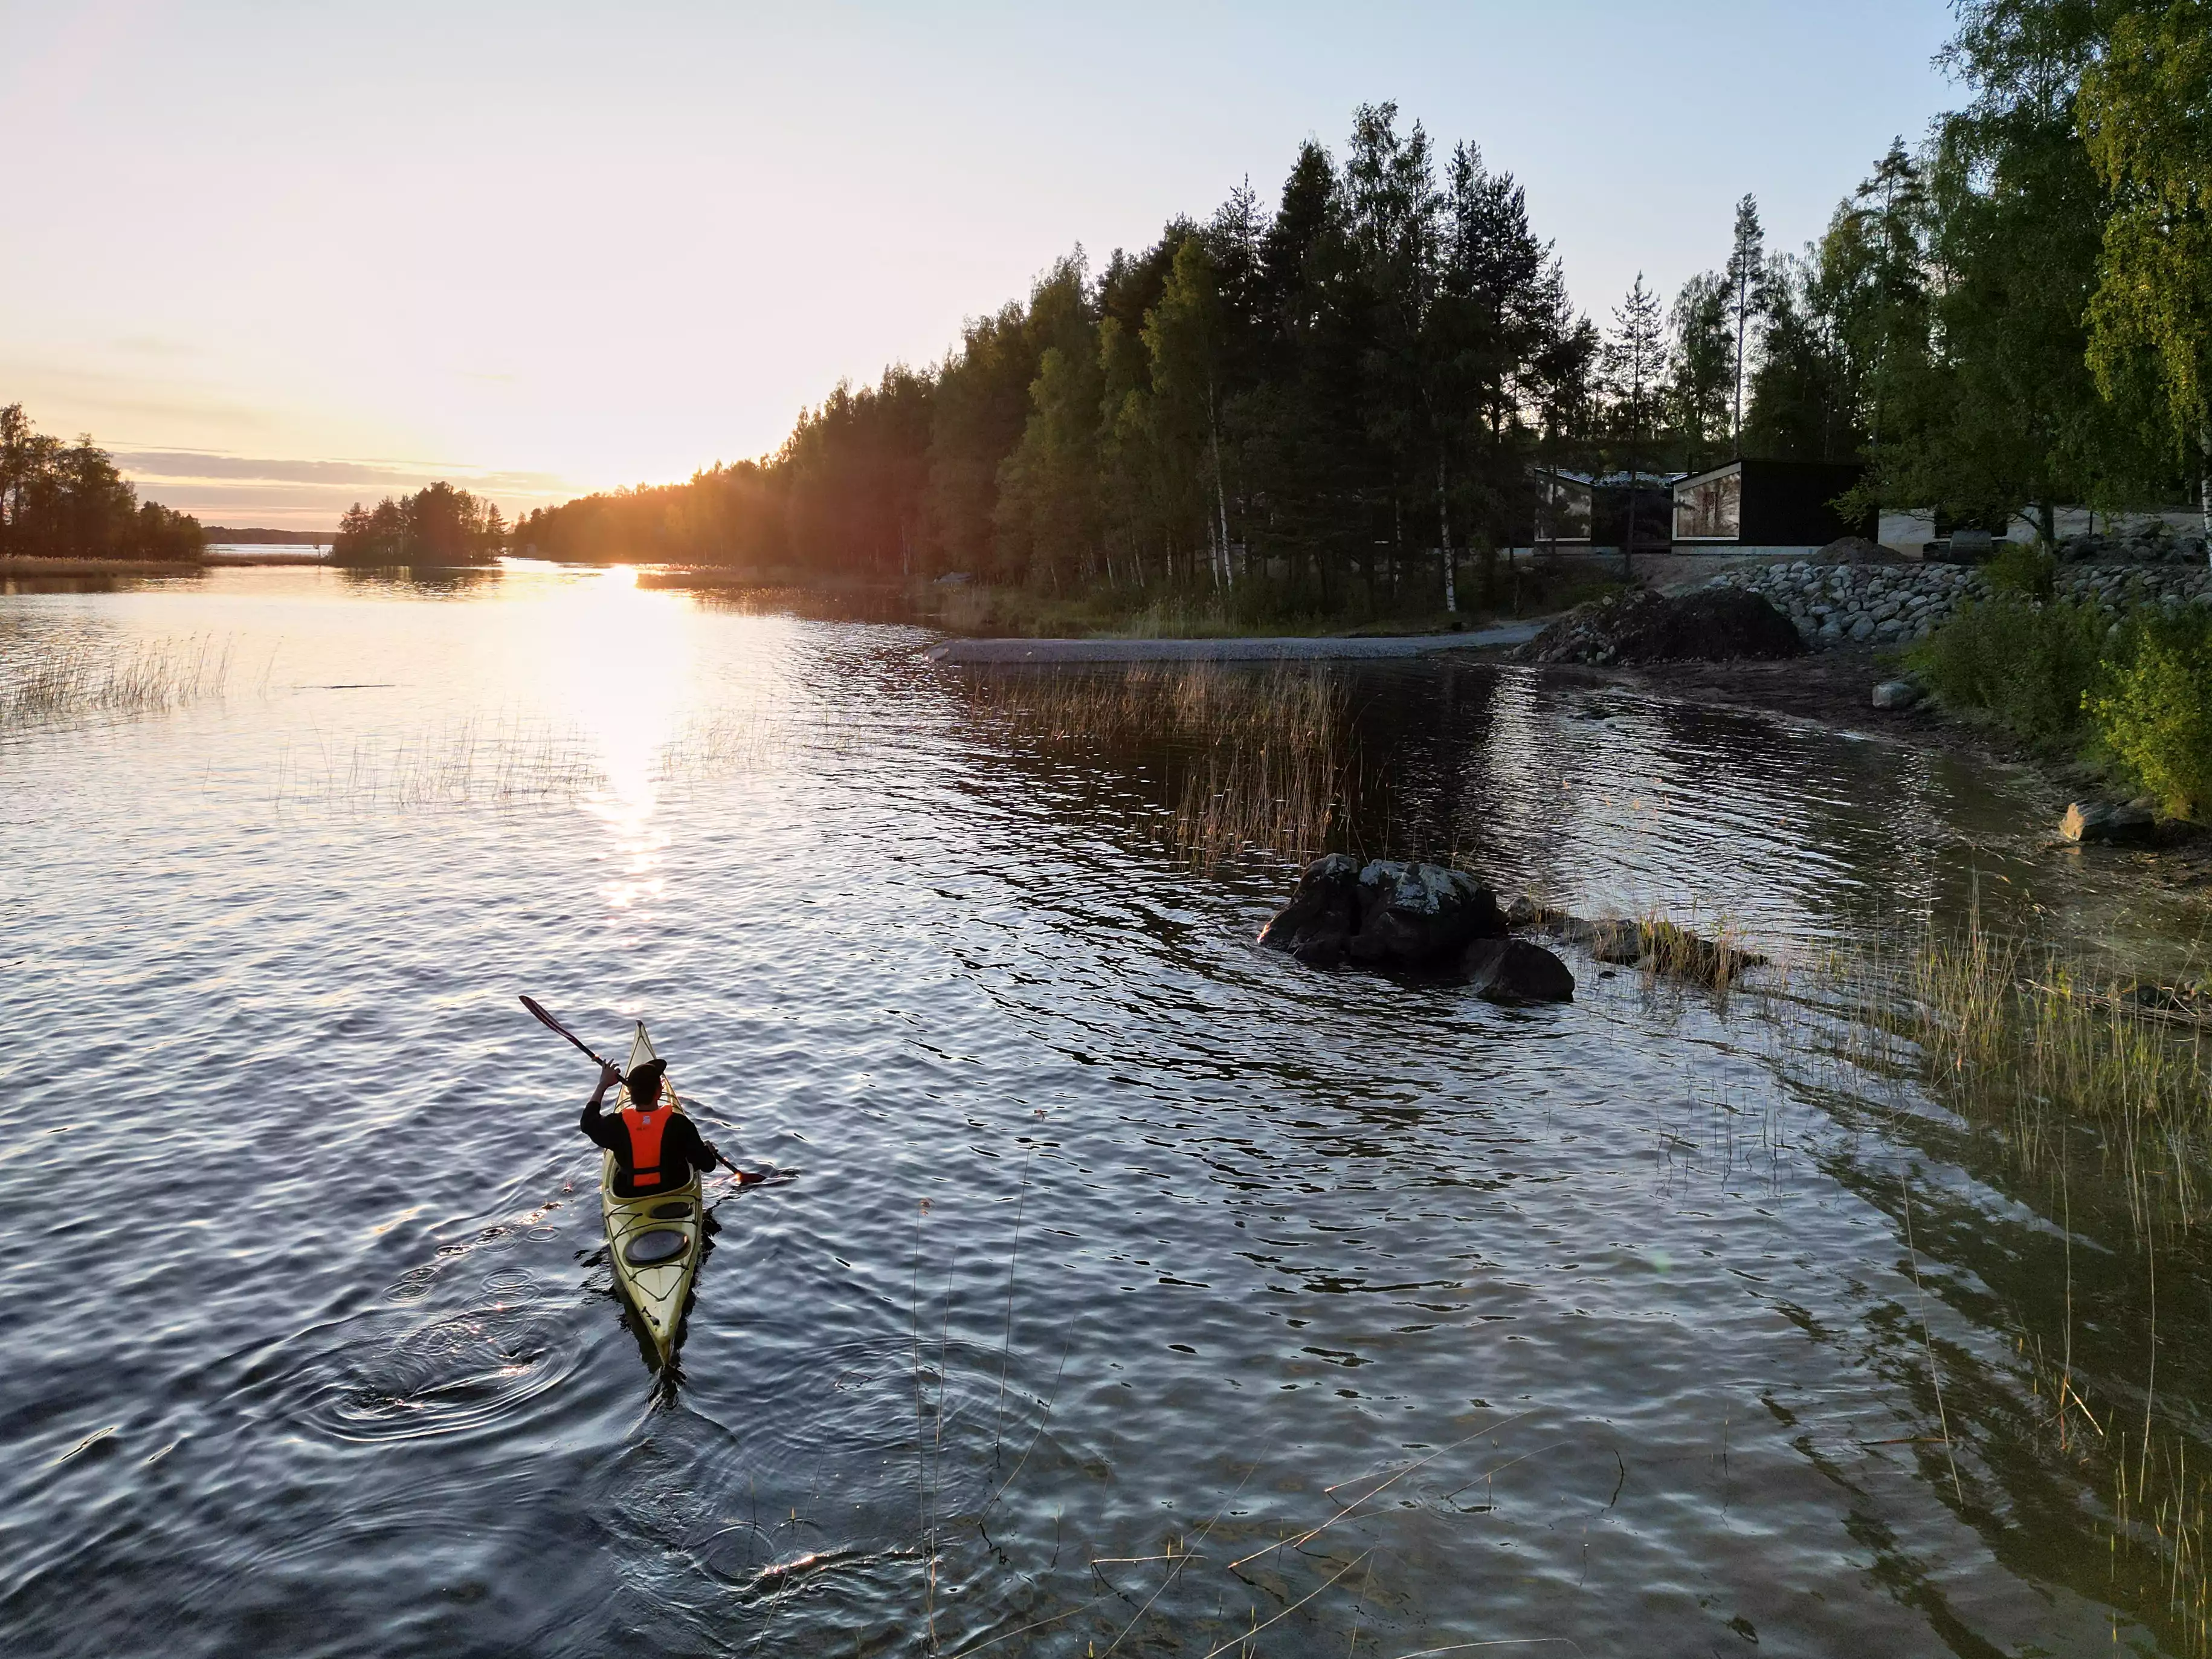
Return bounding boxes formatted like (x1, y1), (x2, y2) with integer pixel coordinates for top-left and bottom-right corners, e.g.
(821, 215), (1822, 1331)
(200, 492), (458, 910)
(1811, 535), (1906, 566)
(1517, 587), (1808, 665)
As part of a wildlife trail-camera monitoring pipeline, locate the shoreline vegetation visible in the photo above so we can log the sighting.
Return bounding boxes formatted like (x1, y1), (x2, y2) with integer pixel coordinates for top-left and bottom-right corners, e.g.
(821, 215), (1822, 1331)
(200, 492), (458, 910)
(491, 11), (2207, 638)
(1, 404), (205, 562)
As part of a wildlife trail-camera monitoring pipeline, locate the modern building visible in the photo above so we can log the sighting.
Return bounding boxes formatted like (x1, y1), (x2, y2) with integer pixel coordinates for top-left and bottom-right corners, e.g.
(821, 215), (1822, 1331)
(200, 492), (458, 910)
(1878, 504), (2207, 554)
(1671, 459), (1873, 555)
(1516, 468), (1680, 558)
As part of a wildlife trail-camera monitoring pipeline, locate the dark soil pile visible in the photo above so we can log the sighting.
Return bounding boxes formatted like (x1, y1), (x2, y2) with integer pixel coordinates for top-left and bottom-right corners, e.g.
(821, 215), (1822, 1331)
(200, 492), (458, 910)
(1517, 587), (1807, 665)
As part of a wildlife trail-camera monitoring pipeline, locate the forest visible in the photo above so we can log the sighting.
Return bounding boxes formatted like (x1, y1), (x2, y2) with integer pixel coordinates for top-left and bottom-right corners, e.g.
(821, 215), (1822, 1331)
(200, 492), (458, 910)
(514, 2), (2208, 622)
(0, 405), (205, 562)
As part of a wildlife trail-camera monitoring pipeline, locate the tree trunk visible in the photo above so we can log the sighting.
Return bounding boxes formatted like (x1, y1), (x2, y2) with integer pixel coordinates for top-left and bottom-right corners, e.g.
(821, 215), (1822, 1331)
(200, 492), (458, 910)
(1732, 303), (1747, 457)
(2201, 429), (2210, 565)
(1437, 451), (1455, 614)
(1391, 496), (1402, 606)
(1623, 451), (1639, 584)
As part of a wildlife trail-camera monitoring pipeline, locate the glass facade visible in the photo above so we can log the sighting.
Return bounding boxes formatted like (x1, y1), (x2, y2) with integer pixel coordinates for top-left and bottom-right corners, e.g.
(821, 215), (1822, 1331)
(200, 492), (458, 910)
(1537, 472), (1592, 541)
(1674, 469), (1741, 540)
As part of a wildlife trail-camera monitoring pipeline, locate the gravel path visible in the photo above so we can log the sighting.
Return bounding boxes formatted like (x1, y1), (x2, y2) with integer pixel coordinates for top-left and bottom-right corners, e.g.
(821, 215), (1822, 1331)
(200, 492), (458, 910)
(924, 621), (1541, 664)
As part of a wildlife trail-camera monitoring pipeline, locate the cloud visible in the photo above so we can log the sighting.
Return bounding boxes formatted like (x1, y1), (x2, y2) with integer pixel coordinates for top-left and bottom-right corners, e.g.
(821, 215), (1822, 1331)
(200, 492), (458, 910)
(112, 450), (570, 494)
(112, 450), (578, 529)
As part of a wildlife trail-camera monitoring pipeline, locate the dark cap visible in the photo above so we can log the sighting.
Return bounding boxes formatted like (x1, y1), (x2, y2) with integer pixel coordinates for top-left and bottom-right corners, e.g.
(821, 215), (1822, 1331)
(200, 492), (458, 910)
(626, 1058), (668, 1099)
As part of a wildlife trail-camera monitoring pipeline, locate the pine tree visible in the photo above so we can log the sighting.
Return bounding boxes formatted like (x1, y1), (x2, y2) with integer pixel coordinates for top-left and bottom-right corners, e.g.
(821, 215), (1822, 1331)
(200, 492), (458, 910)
(1725, 195), (1765, 452)
(1604, 274), (1666, 576)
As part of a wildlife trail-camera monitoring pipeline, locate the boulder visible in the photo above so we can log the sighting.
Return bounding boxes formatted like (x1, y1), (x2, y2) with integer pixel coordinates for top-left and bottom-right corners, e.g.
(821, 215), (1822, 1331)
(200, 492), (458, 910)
(2060, 799), (2158, 847)
(1259, 855), (1505, 976)
(1539, 915), (1639, 963)
(1871, 679), (1921, 710)
(1462, 937), (1576, 1004)
(1256, 852), (1361, 966)
(1348, 859), (1505, 969)
(1503, 894), (1569, 930)
(1811, 535), (1906, 566)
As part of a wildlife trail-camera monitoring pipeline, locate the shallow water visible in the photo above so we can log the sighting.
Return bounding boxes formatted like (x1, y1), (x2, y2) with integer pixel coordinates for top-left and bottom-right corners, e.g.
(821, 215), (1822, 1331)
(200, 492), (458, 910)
(1, 564), (2207, 1657)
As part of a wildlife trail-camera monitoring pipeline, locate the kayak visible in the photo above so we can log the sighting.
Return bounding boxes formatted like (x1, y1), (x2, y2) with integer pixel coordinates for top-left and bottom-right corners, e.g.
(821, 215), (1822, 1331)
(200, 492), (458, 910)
(599, 1020), (703, 1366)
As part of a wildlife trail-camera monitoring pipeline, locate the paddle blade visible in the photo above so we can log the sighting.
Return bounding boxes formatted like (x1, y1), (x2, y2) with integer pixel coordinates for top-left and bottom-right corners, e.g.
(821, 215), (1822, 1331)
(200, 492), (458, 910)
(519, 994), (564, 1033)
(519, 995), (611, 1070)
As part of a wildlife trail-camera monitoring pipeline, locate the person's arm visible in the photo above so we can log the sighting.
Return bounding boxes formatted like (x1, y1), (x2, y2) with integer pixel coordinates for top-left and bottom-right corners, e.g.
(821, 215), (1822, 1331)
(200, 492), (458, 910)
(673, 1114), (721, 1173)
(578, 1061), (624, 1146)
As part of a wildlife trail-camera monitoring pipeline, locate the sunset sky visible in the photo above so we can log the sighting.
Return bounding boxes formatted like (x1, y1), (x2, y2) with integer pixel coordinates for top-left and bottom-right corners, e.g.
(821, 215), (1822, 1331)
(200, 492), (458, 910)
(2, 2), (1956, 530)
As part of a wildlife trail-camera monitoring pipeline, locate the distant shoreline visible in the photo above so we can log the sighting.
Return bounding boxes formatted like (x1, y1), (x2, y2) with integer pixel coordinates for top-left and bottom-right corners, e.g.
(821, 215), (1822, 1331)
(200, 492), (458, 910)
(0, 551), (327, 576)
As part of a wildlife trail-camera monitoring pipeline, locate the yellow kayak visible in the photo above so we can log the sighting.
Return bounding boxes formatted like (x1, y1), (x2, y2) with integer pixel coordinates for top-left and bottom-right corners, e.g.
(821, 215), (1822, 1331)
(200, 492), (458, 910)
(599, 1020), (703, 1366)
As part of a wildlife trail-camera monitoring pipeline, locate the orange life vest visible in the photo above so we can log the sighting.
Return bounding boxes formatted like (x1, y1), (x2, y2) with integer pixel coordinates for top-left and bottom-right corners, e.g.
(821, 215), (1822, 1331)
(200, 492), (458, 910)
(619, 1104), (672, 1189)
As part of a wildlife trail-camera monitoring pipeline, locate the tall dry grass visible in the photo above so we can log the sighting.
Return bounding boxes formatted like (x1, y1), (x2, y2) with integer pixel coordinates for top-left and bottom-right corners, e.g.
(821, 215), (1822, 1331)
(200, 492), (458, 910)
(0, 631), (232, 729)
(1742, 913), (2212, 1652)
(268, 700), (787, 812)
(269, 717), (605, 810)
(953, 662), (1356, 868)
(1827, 922), (2212, 1238)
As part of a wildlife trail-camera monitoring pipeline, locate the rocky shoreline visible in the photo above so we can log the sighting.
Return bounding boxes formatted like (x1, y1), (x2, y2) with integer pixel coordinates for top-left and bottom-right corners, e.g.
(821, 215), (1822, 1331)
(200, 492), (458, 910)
(1706, 558), (2212, 652)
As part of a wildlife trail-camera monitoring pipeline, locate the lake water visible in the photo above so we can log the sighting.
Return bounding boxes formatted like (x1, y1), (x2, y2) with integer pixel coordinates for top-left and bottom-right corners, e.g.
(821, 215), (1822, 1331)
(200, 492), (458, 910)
(1, 563), (2205, 1657)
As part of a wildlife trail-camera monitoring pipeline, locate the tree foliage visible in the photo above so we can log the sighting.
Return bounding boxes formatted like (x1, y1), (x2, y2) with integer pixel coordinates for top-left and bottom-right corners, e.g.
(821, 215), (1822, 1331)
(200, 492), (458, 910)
(2080, 0), (2212, 490)
(517, 53), (2210, 599)
(518, 108), (1594, 614)
(0, 404), (204, 561)
(335, 482), (506, 565)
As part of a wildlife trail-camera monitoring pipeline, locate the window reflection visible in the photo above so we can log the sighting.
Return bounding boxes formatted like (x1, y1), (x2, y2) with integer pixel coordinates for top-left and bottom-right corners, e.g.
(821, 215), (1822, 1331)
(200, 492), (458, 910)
(1674, 468), (1741, 541)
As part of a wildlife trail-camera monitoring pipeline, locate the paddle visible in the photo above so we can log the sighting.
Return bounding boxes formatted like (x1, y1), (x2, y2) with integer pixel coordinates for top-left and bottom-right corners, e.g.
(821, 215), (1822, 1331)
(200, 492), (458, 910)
(520, 995), (763, 1183)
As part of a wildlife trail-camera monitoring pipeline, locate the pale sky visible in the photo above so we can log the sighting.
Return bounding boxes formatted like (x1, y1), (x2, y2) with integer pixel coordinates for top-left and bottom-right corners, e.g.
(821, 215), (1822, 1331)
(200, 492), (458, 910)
(2, 2), (1958, 529)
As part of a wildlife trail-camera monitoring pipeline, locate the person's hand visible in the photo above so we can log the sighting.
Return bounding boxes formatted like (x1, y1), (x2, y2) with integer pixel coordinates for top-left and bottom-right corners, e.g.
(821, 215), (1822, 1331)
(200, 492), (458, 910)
(596, 1061), (623, 1091)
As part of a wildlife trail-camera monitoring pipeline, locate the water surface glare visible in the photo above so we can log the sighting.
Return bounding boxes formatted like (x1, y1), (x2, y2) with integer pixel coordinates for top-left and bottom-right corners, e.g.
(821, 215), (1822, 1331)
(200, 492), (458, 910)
(0, 566), (2199, 1656)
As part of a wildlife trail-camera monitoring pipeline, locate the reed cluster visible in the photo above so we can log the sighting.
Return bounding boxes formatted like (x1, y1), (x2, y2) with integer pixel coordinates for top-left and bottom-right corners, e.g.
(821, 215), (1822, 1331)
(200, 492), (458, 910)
(0, 630), (231, 729)
(1744, 914), (2212, 1651)
(270, 719), (606, 810)
(955, 662), (1356, 867)
(1883, 925), (2210, 1234)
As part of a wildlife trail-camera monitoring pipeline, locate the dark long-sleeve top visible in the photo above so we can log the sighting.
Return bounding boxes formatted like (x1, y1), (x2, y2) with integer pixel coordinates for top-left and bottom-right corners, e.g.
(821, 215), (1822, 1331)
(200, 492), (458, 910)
(579, 1099), (720, 1195)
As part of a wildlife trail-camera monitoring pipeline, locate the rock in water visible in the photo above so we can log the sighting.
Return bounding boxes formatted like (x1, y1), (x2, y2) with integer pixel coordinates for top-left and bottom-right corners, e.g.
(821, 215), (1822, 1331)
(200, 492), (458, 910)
(1259, 855), (1504, 974)
(2060, 799), (2158, 846)
(1255, 852), (1361, 966)
(1462, 937), (1576, 1003)
(1349, 859), (1506, 969)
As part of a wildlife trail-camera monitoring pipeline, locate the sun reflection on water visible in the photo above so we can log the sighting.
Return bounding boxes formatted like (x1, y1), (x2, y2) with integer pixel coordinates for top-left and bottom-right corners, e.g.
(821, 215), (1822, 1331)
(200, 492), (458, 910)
(537, 566), (691, 910)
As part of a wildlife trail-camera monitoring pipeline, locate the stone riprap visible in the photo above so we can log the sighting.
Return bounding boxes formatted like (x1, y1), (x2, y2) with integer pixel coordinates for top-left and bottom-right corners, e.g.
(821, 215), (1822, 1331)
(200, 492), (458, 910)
(2059, 526), (2209, 565)
(1706, 559), (2212, 651)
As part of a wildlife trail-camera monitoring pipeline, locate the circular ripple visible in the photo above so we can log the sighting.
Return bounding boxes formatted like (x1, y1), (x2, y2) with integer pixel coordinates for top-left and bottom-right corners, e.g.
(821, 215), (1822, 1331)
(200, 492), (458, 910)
(480, 1267), (535, 1299)
(726, 1336), (1061, 1521)
(289, 1305), (588, 1446)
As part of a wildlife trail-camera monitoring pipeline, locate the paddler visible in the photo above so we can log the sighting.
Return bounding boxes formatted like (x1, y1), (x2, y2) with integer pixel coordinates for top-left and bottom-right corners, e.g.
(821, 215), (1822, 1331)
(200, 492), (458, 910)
(580, 1058), (724, 1196)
